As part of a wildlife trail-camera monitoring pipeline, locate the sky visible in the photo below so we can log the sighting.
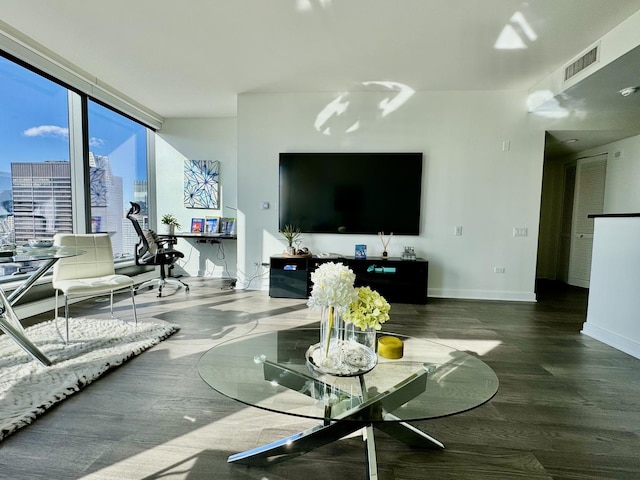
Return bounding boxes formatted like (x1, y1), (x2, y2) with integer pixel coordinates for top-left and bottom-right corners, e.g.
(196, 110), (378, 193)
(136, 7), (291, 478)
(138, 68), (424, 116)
(0, 55), (147, 206)
(0, 56), (70, 164)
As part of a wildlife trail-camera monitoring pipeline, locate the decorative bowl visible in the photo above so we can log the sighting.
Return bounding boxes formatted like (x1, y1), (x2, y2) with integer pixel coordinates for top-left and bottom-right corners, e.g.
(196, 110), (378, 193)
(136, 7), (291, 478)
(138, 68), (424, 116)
(28, 239), (54, 248)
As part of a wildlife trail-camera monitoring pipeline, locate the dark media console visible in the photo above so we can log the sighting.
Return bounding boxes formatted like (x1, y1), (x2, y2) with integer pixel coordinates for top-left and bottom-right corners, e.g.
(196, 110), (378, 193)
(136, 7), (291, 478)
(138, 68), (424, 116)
(269, 255), (428, 304)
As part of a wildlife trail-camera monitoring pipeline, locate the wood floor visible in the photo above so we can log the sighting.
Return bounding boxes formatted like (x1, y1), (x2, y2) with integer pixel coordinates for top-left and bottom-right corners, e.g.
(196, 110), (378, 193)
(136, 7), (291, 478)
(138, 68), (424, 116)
(1, 278), (639, 479)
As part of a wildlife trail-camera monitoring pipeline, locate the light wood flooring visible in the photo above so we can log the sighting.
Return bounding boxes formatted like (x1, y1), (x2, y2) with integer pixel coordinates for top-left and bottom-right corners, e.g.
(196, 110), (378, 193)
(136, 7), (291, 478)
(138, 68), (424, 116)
(1, 278), (639, 479)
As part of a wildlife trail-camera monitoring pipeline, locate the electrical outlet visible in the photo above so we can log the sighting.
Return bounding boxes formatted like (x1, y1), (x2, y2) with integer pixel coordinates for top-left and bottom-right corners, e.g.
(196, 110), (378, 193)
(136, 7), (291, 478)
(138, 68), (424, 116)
(494, 267), (505, 274)
(454, 225), (463, 236)
(513, 227), (528, 237)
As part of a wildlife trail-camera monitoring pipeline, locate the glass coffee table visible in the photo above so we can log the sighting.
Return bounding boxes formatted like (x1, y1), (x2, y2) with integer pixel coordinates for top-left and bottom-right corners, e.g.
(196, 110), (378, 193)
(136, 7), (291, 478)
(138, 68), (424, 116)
(198, 328), (499, 479)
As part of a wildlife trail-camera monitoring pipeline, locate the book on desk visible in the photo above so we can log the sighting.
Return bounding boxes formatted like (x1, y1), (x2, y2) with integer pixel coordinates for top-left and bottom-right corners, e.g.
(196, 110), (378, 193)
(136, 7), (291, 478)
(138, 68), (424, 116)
(190, 217), (204, 233)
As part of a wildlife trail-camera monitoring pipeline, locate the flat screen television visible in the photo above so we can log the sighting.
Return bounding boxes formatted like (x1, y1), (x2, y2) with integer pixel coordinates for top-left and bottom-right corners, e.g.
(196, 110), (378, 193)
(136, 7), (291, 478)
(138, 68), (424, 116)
(279, 152), (423, 235)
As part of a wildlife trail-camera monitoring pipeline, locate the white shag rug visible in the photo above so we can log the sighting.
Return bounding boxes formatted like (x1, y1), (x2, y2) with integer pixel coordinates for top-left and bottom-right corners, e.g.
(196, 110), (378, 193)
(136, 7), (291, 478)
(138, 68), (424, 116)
(0, 317), (179, 441)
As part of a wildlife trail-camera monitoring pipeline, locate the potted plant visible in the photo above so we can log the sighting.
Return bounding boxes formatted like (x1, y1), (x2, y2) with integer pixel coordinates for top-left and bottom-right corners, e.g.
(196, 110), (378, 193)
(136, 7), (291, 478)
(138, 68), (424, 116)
(161, 213), (181, 235)
(280, 224), (301, 255)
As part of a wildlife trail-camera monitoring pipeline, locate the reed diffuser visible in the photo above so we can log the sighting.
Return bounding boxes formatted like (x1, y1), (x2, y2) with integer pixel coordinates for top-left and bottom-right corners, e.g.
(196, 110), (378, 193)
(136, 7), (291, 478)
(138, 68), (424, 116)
(378, 231), (393, 258)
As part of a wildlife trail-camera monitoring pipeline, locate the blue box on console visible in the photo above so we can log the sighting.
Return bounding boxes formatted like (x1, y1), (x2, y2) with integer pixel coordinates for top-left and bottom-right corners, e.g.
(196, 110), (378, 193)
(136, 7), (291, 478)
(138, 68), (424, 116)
(355, 244), (367, 259)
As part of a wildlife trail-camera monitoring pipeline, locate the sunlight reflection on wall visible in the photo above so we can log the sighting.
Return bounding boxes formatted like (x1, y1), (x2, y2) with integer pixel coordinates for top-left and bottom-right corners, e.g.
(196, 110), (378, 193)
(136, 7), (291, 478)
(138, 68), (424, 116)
(528, 89), (572, 119)
(314, 81), (415, 135)
(296, 0), (332, 13)
(495, 11), (537, 50)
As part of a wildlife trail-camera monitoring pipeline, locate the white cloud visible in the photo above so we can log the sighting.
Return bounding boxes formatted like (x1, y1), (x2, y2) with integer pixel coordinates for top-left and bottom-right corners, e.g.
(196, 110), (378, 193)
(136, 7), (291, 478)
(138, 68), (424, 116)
(23, 125), (69, 138)
(89, 137), (105, 148)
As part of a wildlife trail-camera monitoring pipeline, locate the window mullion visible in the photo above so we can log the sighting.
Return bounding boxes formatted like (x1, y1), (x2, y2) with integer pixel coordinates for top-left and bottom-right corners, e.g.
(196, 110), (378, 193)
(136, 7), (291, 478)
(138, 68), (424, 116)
(67, 91), (88, 233)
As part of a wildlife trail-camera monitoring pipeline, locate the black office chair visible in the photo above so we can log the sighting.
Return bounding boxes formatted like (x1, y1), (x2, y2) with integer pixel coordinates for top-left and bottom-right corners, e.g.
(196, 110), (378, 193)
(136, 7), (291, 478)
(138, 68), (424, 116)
(126, 202), (189, 297)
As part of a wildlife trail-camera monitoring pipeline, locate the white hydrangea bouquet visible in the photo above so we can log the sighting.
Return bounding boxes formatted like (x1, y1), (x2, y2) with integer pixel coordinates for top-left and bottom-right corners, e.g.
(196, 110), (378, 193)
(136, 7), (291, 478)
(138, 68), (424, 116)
(307, 262), (356, 357)
(307, 262), (356, 312)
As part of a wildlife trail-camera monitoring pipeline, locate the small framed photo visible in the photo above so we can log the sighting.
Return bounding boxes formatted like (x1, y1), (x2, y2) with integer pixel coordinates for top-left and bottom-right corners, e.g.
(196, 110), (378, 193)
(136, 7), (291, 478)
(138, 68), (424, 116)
(191, 217), (205, 233)
(205, 216), (220, 233)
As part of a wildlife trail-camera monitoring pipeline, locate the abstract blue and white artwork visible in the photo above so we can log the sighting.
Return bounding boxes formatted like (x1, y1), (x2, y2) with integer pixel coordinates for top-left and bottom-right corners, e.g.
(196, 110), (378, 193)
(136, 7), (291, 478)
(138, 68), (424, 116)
(89, 153), (112, 207)
(184, 159), (220, 209)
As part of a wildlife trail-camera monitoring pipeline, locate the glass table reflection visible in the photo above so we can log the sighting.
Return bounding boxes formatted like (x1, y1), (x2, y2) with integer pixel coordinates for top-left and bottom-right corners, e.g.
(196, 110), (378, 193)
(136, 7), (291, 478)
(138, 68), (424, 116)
(198, 328), (499, 478)
(0, 245), (86, 366)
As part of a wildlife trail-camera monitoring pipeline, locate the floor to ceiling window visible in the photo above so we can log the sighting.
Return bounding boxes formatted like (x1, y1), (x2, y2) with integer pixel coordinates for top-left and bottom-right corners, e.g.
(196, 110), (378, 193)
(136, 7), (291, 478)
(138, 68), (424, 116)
(0, 56), (71, 251)
(0, 53), (150, 275)
(87, 101), (148, 258)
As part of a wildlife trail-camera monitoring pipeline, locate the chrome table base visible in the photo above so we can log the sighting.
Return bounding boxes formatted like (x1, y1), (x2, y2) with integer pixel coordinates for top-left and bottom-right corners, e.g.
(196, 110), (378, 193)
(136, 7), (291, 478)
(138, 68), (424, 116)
(228, 359), (443, 479)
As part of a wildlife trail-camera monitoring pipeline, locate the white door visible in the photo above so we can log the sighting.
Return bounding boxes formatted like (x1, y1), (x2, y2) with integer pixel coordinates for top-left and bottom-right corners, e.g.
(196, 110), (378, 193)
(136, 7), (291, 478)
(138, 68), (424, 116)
(568, 154), (607, 288)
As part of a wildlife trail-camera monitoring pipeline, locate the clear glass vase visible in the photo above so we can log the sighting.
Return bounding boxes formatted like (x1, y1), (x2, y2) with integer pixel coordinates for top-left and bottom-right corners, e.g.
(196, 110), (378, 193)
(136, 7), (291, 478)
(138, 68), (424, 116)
(319, 306), (344, 369)
(345, 322), (377, 353)
(308, 307), (378, 375)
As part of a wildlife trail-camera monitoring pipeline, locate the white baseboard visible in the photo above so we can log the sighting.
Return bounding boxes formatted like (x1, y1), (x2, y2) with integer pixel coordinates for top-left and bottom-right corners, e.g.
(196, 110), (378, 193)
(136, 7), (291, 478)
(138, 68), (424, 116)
(427, 288), (536, 302)
(581, 322), (640, 360)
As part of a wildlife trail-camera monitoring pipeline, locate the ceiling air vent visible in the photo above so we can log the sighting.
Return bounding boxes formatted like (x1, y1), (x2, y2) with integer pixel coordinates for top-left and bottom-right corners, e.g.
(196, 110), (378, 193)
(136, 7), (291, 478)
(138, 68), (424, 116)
(564, 45), (599, 81)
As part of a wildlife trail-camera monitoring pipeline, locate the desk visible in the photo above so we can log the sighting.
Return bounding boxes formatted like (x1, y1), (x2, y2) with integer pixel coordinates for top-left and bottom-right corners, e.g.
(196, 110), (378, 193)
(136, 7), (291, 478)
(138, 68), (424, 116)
(167, 232), (237, 244)
(198, 328), (498, 478)
(0, 246), (86, 366)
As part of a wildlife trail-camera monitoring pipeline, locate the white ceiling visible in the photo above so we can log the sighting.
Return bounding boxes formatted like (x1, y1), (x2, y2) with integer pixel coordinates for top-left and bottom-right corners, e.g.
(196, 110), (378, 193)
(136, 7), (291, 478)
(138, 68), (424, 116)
(1, 0), (640, 155)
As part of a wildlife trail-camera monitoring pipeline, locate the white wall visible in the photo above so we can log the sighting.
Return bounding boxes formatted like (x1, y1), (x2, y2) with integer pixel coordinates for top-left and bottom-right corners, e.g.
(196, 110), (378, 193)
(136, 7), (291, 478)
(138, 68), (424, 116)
(155, 118), (238, 280)
(237, 91), (545, 301)
(583, 216), (640, 359)
(154, 97), (640, 302)
(603, 135), (640, 213)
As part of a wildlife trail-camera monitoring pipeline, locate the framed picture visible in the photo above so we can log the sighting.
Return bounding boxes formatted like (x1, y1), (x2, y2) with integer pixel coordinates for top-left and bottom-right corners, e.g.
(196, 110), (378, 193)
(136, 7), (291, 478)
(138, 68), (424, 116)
(184, 159), (220, 209)
(190, 218), (205, 233)
(205, 216), (220, 233)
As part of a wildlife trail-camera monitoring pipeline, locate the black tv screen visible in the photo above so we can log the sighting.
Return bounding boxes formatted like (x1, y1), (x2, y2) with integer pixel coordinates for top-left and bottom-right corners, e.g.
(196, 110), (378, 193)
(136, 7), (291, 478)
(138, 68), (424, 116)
(279, 152), (423, 235)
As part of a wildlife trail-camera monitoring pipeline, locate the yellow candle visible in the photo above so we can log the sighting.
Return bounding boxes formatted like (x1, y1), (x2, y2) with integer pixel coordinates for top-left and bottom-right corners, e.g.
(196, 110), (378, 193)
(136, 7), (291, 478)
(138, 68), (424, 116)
(377, 336), (404, 359)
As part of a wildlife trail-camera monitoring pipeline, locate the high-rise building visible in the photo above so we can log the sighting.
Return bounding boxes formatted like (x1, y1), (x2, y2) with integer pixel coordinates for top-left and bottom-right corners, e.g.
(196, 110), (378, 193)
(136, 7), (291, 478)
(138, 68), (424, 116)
(10, 154), (128, 252)
(11, 161), (72, 243)
(133, 180), (148, 215)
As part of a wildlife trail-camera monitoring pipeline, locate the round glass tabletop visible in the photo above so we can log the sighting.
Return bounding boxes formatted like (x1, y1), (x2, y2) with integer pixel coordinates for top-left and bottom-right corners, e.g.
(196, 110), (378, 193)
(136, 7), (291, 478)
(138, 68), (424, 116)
(0, 245), (86, 263)
(198, 328), (499, 423)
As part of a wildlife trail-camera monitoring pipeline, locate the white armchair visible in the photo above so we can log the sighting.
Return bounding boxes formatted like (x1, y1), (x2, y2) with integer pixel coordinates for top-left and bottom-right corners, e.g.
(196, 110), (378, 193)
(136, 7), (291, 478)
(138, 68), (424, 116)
(52, 233), (138, 343)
